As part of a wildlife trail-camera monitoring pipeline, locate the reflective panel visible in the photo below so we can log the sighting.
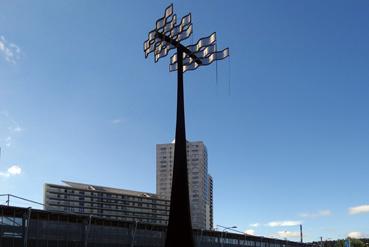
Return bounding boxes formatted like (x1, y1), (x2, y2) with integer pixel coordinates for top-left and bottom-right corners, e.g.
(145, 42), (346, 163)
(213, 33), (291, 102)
(180, 13), (191, 27)
(144, 4), (176, 59)
(199, 48), (230, 66)
(176, 24), (192, 42)
(169, 13), (191, 39)
(169, 46), (229, 72)
(153, 24), (192, 62)
(155, 4), (173, 30)
(186, 33), (216, 53)
(170, 43), (217, 65)
(169, 62), (199, 72)
(163, 15), (177, 34)
(155, 44), (172, 63)
(144, 5), (229, 69)
(144, 4), (193, 62)
(165, 4), (173, 17)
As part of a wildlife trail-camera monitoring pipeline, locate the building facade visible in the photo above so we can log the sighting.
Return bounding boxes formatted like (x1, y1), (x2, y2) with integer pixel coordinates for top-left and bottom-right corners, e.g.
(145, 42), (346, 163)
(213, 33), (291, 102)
(44, 181), (169, 225)
(207, 175), (213, 230)
(156, 140), (213, 230)
(2, 205), (312, 247)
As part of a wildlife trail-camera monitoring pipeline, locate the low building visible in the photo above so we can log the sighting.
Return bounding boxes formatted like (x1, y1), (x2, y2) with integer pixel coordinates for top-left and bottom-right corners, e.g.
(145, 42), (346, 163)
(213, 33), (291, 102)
(1, 205), (313, 247)
(44, 181), (169, 225)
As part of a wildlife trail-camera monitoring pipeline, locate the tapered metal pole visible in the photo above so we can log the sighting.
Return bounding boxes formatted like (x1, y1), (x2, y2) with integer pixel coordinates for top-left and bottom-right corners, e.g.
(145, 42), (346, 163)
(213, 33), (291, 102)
(165, 47), (194, 247)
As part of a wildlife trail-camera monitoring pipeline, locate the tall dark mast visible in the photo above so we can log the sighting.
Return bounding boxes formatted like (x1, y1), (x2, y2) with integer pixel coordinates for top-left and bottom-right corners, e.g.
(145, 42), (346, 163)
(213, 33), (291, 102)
(144, 5), (229, 246)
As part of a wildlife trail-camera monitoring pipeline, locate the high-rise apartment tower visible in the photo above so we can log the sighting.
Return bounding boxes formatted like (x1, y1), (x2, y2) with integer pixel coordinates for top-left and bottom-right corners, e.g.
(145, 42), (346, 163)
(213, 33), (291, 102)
(156, 140), (213, 230)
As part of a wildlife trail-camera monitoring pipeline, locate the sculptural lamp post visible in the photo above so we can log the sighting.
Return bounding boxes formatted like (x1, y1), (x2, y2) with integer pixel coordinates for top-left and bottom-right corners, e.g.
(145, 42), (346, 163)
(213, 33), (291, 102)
(144, 4), (229, 246)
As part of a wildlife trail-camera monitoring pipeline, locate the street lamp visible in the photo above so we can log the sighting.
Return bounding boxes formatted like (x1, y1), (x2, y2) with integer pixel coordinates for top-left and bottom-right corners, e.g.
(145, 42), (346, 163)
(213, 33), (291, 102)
(216, 224), (237, 232)
(216, 225), (237, 247)
(144, 4), (229, 247)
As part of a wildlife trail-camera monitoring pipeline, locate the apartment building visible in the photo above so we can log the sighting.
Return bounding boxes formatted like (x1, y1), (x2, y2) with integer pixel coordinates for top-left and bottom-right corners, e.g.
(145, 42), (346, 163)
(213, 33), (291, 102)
(156, 140), (213, 229)
(44, 181), (169, 225)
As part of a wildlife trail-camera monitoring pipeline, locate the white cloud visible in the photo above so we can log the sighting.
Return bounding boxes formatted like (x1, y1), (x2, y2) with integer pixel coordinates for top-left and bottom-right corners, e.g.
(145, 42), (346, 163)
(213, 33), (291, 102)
(349, 205), (369, 215)
(299, 210), (332, 218)
(0, 35), (21, 64)
(8, 165), (21, 175)
(10, 126), (24, 133)
(250, 223), (260, 227)
(0, 165), (22, 177)
(348, 232), (368, 239)
(0, 111), (24, 148)
(267, 221), (302, 227)
(5, 136), (12, 147)
(245, 229), (255, 235)
(112, 118), (125, 124)
(275, 231), (300, 238)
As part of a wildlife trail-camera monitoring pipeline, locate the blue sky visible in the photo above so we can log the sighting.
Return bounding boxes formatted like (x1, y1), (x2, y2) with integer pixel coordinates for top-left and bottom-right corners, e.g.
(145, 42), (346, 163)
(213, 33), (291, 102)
(1, 0), (369, 242)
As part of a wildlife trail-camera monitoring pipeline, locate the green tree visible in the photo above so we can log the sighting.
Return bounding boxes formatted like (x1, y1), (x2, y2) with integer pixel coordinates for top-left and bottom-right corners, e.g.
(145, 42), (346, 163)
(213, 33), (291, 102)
(349, 238), (366, 247)
(335, 239), (366, 247)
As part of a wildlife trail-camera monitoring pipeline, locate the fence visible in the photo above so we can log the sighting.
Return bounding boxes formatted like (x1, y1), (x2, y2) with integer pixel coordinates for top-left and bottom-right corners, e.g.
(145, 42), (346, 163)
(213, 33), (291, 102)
(1, 205), (312, 247)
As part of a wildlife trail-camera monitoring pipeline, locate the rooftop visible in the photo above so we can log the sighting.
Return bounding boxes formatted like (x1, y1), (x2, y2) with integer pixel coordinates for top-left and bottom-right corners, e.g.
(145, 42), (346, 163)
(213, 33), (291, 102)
(46, 180), (160, 199)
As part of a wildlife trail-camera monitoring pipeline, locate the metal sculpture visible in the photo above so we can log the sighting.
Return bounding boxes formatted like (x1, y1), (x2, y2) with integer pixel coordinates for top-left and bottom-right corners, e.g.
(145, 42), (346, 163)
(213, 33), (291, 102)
(144, 4), (229, 247)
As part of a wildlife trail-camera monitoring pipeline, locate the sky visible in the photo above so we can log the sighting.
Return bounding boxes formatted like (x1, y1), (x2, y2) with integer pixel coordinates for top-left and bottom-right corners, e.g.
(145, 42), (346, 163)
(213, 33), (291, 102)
(1, 0), (369, 242)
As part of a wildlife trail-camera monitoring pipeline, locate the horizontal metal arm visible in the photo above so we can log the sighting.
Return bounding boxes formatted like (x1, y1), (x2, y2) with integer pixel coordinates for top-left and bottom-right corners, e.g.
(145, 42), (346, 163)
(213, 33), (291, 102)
(155, 32), (202, 65)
